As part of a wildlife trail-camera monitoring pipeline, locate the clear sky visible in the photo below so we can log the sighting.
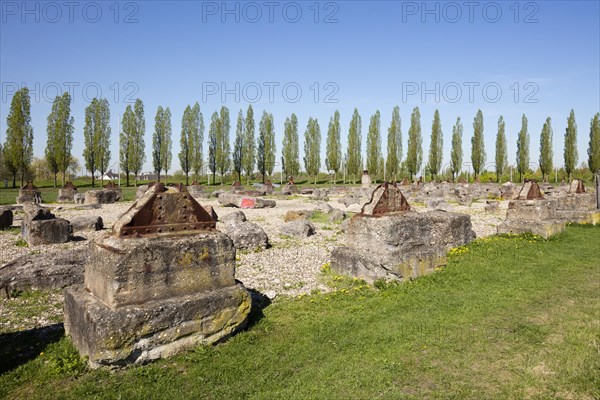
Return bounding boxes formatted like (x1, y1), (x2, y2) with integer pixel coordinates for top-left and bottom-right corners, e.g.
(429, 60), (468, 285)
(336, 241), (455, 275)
(1, 0), (599, 176)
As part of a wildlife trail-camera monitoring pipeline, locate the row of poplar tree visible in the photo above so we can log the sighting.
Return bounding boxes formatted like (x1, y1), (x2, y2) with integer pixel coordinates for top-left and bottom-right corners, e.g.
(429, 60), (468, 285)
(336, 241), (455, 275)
(2, 87), (600, 188)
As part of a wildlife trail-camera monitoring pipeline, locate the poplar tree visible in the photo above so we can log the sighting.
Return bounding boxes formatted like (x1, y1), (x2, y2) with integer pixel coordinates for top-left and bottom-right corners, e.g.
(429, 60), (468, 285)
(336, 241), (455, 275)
(179, 105), (194, 185)
(152, 106), (171, 183)
(588, 113), (600, 179)
(325, 110), (342, 182)
(346, 108), (362, 183)
(45, 92), (74, 187)
(385, 106), (401, 181)
(427, 109), (443, 181)
(495, 116), (507, 182)
(539, 117), (553, 182)
(471, 110), (485, 179)
(366, 111), (381, 182)
(119, 105), (135, 186)
(257, 112), (276, 183)
(233, 109), (244, 182)
(564, 110), (578, 181)
(242, 105), (255, 183)
(450, 117), (463, 181)
(282, 113), (300, 178)
(130, 99), (146, 186)
(83, 98), (111, 187)
(216, 106), (231, 184)
(208, 112), (219, 184)
(190, 103), (204, 182)
(406, 107), (422, 180)
(304, 117), (321, 184)
(516, 114), (529, 182)
(4, 87), (33, 187)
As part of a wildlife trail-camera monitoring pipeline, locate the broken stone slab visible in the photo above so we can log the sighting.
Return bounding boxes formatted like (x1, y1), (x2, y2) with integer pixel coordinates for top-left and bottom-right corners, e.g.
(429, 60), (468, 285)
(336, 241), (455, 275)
(500, 182), (517, 200)
(0, 248), (86, 296)
(218, 193), (276, 209)
(554, 192), (600, 224)
(135, 184), (149, 199)
(338, 194), (361, 208)
(22, 218), (72, 246)
(64, 283), (250, 368)
(0, 208), (13, 230)
(314, 200), (333, 214)
(330, 211), (475, 284)
(281, 183), (298, 195)
(485, 200), (500, 213)
(204, 205), (219, 222)
(506, 199), (558, 221)
(329, 209), (346, 222)
(221, 211), (247, 225)
(70, 216), (104, 234)
(222, 221), (269, 250)
(426, 198), (452, 212)
(284, 210), (314, 222)
(84, 189), (121, 205)
(16, 182), (42, 204)
(74, 193), (85, 204)
(497, 219), (566, 239)
(280, 220), (316, 238)
(310, 189), (329, 201)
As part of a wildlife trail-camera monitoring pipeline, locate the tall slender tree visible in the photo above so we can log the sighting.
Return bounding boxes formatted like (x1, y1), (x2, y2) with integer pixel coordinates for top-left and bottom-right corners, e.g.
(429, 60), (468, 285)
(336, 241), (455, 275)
(83, 98), (111, 187)
(588, 113), (600, 180)
(325, 110), (342, 183)
(427, 109), (443, 181)
(539, 117), (553, 182)
(45, 92), (74, 187)
(152, 106), (171, 183)
(119, 105), (135, 186)
(304, 117), (321, 184)
(406, 107), (422, 180)
(233, 109), (244, 182)
(516, 114), (529, 182)
(242, 105), (255, 184)
(257, 112), (276, 183)
(564, 109), (578, 181)
(471, 110), (485, 180)
(282, 113), (300, 178)
(366, 111), (381, 182)
(216, 106), (231, 184)
(4, 87), (33, 187)
(346, 108), (362, 183)
(130, 99), (146, 186)
(179, 105), (194, 185)
(385, 106), (401, 181)
(450, 117), (463, 181)
(495, 116), (507, 182)
(208, 112), (219, 184)
(188, 103), (204, 182)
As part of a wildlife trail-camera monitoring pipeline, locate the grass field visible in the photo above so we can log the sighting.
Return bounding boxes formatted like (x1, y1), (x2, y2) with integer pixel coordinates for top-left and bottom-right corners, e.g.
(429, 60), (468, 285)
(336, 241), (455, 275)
(0, 225), (599, 399)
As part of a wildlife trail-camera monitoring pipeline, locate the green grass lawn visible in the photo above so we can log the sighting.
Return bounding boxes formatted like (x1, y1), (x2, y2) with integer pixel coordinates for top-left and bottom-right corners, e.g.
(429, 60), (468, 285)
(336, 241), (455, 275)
(1, 225), (599, 399)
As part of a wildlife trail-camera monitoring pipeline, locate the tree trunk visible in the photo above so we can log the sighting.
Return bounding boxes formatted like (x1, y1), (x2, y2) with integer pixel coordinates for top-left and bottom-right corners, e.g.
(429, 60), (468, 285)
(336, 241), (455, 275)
(91, 173), (95, 187)
(54, 173), (57, 188)
(185, 172), (189, 186)
(62, 171), (66, 186)
(126, 172), (130, 187)
(157, 171), (161, 183)
(12, 173), (16, 188)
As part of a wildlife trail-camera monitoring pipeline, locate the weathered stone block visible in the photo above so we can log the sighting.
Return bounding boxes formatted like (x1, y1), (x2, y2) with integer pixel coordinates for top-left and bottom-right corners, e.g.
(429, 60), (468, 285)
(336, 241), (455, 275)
(57, 188), (77, 203)
(0, 208), (13, 230)
(331, 211), (475, 284)
(70, 216), (104, 233)
(218, 193), (275, 209)
(497, 219), (566, 239)
(281, 220), (316, 238)
(84, 189), (121, 205)
(506, 199), (557, 221)
(64, 283), (250, 368)
(222, 221), (269, 250)
(22, 218), (72, 246)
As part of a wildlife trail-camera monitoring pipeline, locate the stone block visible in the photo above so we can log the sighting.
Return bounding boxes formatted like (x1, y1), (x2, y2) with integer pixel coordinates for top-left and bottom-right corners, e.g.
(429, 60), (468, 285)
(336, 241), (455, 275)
(281, 220), (316, 238)
(22, 218), (72, 246)
(497, 219), (566, 239)
(70, 216), (104, 233)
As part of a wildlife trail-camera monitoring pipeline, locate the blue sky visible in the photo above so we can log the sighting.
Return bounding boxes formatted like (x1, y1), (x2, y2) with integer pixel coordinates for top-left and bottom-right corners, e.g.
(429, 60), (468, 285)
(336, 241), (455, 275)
(1, 0), (599, 176)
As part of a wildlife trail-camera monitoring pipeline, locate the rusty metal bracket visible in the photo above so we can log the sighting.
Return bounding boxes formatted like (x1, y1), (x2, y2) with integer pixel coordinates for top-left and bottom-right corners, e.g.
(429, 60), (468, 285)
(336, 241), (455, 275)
(517, 180), (544, 200)
(20, 181), (38, 191)
(570, 179), (586, 194)
(360, 181), (411, 216)
(62, 182), (77, 190)
(115, 183), (216, 238)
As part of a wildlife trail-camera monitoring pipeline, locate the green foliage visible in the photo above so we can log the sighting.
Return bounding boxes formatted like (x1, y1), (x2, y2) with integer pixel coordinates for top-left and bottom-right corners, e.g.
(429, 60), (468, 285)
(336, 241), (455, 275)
(119, 105), (135, 185)
(45, 340), (87, 376)
(233, 109), (244, 181)
(257, 111), (276, 183)
(471, 109), (485, 178)
(345, 108), (362, 183)
(516, 114), (530, 182)
(494, 116), (507, 182)
(208, 111), (219, 184)
(14, 237), (28, 247)
(152, 106), (172, 182)
(180, 103), (203, 185)
(191, 103), (204, 181)
(426, 109), (443, 180)
(282, 113), (300, 178)
(406, 107), (422, 179)
(325, 110), (341, 176)
(385, 106), (402, 181)
(450, 116), (463, 181)
(83, 98), (111, 187)
(539, 117), (554, 182)
(4, 87), (34, 188)
(587, 113), (600, 176)
(242, 105), (256, 183)
(564, 109), (578, 180)
(217, 106), (231, 181)
(45, 92), (74, 187)
(366, 111), (381, 182)
(303, 117), (321, 183)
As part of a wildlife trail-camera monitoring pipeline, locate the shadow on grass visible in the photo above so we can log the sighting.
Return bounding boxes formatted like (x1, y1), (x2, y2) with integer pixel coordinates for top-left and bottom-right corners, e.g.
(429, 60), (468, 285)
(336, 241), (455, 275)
(0, 323), (64, 374)
(244, 287), (272, 330)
